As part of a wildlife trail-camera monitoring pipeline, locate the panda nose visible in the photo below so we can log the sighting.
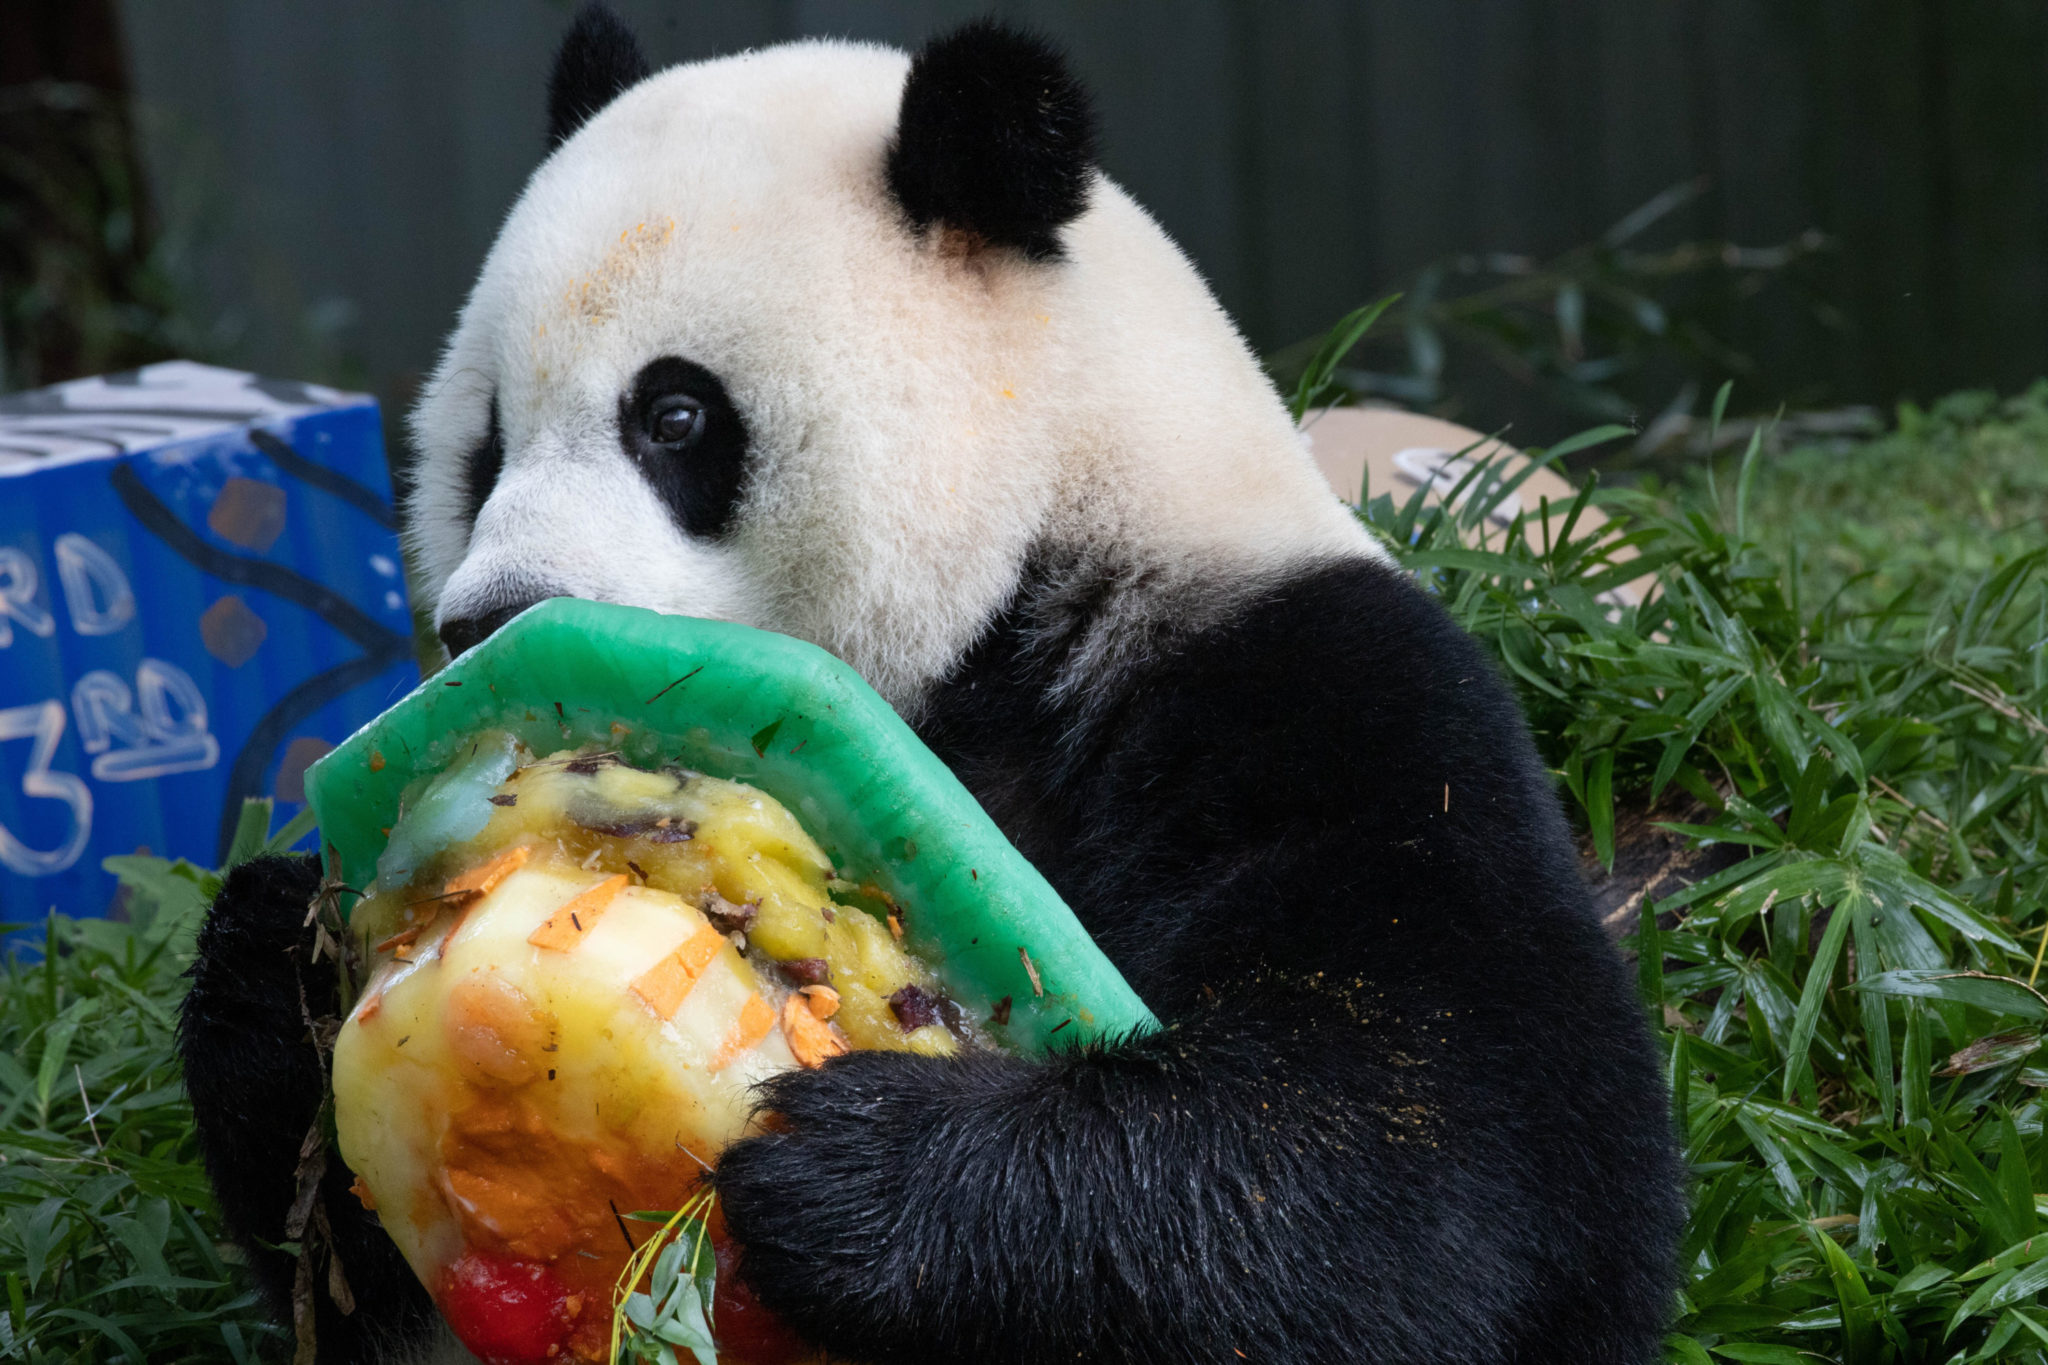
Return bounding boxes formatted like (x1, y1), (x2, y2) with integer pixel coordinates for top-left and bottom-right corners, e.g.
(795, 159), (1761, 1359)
(438, 601), (539, 659)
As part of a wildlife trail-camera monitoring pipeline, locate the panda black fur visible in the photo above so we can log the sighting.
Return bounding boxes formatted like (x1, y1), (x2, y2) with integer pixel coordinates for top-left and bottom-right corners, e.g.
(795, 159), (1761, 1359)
(179, 9), (1683, 1363)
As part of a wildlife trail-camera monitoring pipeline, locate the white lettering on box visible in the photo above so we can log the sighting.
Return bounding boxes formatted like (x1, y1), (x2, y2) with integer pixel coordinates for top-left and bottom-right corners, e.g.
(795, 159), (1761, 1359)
(72, 661), (219, 782)
(0, 700), (93, 877)
(54, 533), (136, 636)
(0, 546), (55, 648)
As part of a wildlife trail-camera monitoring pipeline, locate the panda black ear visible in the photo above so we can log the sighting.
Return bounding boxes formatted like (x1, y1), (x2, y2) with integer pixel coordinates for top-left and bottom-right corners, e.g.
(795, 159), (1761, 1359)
(887, 19), (1097, 261)
(546, 2), (651, 150)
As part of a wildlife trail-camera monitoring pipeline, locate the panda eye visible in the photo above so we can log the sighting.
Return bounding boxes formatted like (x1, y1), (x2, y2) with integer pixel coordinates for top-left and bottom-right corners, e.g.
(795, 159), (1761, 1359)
(618, 357), (748, 539)
(648, 397), (705, 449)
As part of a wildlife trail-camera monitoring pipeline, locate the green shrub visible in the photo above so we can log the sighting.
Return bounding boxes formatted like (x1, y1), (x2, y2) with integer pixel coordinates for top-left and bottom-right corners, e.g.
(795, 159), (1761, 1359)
(1365, 407), (2048, 1362)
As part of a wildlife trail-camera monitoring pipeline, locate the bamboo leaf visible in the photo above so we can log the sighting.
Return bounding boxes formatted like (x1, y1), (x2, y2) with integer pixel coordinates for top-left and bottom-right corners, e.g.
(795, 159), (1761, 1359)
(1852, 971), (2048, 1021)
(1782, 880), (1859, 1101)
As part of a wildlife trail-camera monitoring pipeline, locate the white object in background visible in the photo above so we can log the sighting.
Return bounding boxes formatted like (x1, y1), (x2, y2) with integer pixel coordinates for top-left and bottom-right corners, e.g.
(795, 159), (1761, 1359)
(1390, 447), (1524, 528)
(1299, 406), (1647, 607)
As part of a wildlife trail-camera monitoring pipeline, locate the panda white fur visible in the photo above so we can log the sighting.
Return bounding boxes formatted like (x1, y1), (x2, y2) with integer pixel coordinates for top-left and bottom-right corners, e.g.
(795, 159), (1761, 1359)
(179, 9), (1682, 1363)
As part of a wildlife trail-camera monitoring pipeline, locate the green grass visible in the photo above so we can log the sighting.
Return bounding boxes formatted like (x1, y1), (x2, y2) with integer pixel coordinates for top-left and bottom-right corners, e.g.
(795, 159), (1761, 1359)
(1705, 382), (2048, 616)
(2, 391), (2045, 1363)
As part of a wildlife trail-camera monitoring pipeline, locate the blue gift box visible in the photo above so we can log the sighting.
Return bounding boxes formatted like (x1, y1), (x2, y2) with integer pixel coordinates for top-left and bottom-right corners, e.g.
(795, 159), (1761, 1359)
(0, 361), (420, 922)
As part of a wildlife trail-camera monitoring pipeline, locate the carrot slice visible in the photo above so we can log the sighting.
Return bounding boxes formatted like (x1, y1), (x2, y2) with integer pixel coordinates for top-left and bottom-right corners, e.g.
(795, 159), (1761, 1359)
(781, 993), (850, 1069)
(527, 874), (627, 952)
(713, 993), (777, 1071)
(630, 954), (696, 1020)
(443, 844), (532, 899)
(629, 923), (727, 1019)
(675, 921), (724, 976)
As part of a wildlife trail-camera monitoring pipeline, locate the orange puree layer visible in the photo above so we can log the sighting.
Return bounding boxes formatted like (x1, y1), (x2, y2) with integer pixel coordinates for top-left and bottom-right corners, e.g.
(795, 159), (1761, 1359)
(435, 1087), (708, 1364)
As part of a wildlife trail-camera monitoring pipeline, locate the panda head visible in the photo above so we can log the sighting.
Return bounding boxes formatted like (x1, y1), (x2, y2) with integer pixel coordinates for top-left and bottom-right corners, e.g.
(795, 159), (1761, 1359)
(408, 3), (1366, 709)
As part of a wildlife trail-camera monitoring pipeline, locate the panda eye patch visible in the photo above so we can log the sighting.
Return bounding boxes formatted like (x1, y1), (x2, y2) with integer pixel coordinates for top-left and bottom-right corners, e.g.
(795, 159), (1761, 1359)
(648, 396), (705, 448)
(462, 396), (505, 529)
(618, 357), (750, 539)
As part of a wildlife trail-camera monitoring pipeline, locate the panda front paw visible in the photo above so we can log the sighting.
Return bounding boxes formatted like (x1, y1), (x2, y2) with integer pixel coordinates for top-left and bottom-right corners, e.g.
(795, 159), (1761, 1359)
(180, 853), (331, 1269)
(716, 1047), (1026, 1362)
(179, 854), (435, 1361)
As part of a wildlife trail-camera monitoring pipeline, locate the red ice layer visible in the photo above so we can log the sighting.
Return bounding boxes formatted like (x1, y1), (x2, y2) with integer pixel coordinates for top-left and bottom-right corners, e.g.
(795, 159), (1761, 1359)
(439, 1253), (573, 1365)
(435, 1236), (811, 1365)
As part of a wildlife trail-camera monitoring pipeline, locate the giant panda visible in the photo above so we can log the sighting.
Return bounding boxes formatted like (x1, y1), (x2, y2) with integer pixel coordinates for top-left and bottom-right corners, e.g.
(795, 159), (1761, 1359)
(178, 8), (1683, 1363)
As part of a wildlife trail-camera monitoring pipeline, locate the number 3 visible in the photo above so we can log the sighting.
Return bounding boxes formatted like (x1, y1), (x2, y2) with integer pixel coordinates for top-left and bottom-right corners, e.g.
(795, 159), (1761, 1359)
(0, 700), (93, 877)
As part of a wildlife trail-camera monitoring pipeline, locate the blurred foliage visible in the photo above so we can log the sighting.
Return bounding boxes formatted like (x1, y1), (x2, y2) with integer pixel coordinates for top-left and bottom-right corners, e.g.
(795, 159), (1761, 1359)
(0, 75), (197, 391)
(1269, 179), (1843, 453)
